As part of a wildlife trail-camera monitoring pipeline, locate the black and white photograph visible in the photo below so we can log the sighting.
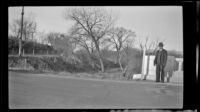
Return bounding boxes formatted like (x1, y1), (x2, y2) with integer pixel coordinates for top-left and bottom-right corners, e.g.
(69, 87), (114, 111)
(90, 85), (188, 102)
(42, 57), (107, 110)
(8, 6), (185, 109)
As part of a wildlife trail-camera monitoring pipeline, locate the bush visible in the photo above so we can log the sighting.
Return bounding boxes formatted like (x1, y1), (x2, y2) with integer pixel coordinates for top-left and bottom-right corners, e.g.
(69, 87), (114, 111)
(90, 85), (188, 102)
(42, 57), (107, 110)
(120, 48), (143, 74)
(8, 56), (87, 73)
(8, 56), (35, 70)
(102, 58), (120, 69)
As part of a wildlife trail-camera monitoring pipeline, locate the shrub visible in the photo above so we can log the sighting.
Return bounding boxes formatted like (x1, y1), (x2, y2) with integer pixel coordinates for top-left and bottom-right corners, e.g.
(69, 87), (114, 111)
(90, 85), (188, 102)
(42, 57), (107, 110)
(8, 56), (87, 72)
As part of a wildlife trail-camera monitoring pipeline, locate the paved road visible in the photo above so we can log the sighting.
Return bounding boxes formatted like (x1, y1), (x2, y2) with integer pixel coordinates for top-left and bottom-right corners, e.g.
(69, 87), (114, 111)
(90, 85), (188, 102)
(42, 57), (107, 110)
(170, 71), (183, 84)
(9, 71), (183, 109)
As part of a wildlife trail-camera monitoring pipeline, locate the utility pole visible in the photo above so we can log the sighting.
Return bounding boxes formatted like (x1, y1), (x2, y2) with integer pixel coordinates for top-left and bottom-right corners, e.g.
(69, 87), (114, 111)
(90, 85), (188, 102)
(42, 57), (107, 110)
(19, 6), (24, 56)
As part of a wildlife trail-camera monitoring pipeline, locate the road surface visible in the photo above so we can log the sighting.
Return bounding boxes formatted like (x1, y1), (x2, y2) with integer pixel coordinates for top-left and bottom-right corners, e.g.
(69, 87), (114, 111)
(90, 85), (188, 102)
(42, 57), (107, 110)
(9, 71), (183, 109)
(170, 71), (183, 84)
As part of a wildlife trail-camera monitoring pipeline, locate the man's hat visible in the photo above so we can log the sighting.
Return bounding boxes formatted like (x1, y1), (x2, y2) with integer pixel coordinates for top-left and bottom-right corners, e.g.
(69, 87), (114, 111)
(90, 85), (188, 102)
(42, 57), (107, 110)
(158, 42), (164, 47)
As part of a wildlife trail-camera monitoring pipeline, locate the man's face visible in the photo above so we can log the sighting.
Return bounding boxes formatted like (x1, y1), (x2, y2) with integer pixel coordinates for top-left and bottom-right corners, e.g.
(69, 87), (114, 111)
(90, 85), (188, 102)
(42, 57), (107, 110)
(159, 46), (163, 50)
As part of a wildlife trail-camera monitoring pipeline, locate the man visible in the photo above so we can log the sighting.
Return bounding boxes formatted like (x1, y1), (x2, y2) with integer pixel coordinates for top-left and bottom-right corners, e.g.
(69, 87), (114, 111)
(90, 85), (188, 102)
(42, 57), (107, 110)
(154, 42), (168, 83)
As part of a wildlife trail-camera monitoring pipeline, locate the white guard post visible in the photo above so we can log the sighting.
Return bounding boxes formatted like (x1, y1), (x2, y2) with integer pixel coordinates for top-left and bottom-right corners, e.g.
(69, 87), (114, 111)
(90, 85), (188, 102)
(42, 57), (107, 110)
(141, 47), (146, 80)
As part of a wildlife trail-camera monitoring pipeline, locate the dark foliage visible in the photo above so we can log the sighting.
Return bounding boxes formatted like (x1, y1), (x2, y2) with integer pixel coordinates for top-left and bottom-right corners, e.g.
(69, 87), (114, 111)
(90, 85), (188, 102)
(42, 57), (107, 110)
(8, 38), (58, 55)
(8, 56), (86, 73)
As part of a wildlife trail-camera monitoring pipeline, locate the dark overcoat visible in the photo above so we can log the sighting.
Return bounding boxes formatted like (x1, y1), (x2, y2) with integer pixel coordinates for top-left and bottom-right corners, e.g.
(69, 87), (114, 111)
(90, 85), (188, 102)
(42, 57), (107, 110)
(154, 49), (168, 67)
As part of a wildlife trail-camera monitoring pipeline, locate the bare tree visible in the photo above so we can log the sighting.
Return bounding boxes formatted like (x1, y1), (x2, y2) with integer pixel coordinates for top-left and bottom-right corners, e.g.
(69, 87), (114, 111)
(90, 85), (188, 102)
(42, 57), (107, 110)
(63, 7), (116, 72)
(106, 27), (136, 76)
(46, 32), (81, 64)
(36, 30), (47, 44)
(68, 25), (97, 68)
(9, 22), (21, 39)
(9, 13), (37, 41)
(47, 32), (74, 56)
(122, 39), (135, 79)
(69, 25), (95, 56)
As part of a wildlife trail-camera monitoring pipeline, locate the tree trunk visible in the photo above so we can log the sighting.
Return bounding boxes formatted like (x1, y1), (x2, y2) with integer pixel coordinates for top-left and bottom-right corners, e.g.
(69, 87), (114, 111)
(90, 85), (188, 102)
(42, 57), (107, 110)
(118, 53), (123, 72)
(122, 66), (127, 78)
(91, 41), (94, 54)
(93, 38), (104, 72)
(117, 51), (128, 78)
(72, 54), (76, 65)
(99, 56), (104, 72)
(85, 47), (95, 69)
(118, 58), (123, 72)
(96, 48), (104, 72)
(32, 32), (34, 41)
(88, 56), (95, 69)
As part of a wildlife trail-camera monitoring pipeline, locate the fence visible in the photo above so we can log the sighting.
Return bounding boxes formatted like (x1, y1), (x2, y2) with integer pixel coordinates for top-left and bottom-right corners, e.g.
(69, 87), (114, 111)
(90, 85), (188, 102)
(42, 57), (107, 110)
(9, 49), (59, 56)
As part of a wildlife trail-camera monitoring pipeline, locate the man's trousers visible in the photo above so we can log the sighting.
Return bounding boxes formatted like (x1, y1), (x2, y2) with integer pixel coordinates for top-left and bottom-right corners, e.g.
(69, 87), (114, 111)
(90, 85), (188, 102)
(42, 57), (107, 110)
(156, 64), (165, 83)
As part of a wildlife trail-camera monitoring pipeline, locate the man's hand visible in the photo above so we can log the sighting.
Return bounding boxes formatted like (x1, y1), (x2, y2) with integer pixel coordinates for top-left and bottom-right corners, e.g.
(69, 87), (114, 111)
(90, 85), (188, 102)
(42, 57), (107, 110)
(153, 60), (156, 66)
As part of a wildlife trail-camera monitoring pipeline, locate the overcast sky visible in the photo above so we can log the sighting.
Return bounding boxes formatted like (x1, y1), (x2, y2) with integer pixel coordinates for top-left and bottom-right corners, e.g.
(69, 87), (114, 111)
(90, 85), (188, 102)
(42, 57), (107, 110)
(8, 6), (183, 52)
